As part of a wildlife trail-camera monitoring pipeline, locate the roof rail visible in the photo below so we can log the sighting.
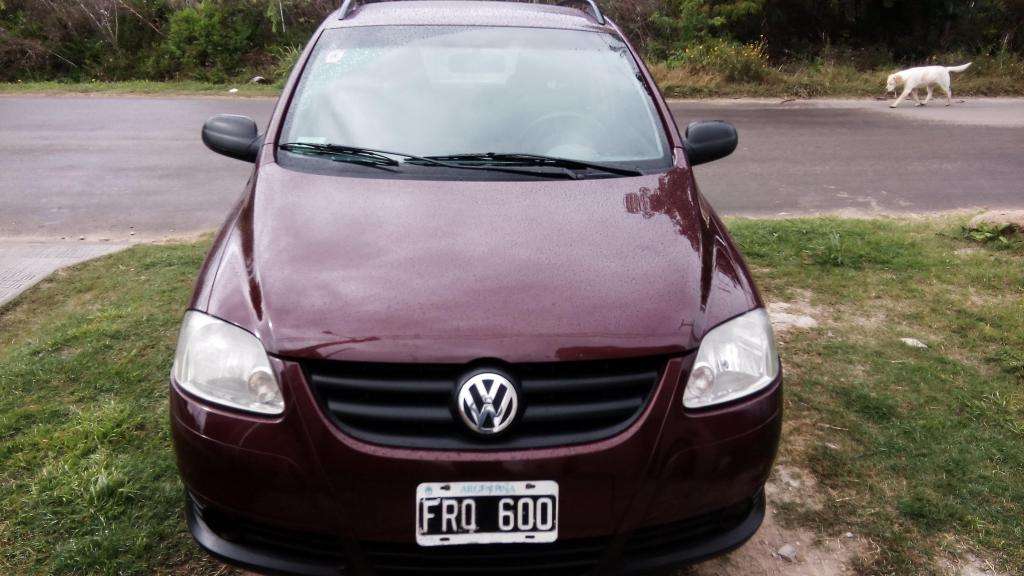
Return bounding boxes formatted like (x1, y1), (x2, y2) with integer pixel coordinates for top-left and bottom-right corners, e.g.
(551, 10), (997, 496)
(338, 0), (606, 25)
(338, 0), (358, 20)
(556, 0), (604, 25)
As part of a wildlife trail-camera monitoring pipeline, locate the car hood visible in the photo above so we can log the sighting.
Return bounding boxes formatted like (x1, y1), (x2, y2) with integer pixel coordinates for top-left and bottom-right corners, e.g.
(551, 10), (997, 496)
(197, 161), (759, 363)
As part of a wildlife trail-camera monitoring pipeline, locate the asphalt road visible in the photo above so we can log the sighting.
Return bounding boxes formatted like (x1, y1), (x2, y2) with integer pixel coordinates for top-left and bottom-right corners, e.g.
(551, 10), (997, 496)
(1, 95), (1023, 240)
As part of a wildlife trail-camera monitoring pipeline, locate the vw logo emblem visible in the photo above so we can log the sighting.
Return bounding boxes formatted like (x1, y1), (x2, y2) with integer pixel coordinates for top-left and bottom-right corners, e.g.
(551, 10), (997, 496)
(456, 371), (519, 436)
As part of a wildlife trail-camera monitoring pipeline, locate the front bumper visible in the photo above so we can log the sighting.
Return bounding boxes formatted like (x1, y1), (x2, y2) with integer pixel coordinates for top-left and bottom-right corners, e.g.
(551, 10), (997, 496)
(187, 489), (766, 576)
(170, 353), (781, 575)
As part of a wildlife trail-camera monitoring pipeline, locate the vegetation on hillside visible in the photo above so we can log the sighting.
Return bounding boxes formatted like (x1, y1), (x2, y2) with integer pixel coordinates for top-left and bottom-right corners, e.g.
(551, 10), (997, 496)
(1, 0), (1023, 95)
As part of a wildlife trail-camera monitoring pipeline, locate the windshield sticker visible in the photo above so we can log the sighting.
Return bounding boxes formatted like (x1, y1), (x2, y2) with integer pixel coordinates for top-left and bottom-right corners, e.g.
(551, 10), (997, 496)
(324, 49), (346, 64)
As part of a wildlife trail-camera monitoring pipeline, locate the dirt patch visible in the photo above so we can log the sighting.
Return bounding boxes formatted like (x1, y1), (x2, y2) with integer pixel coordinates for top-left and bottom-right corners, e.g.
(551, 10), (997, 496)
(680, 466), (867, 576)
(938, 551), (1010, 576)
(955, 246), (982, 257)
(681, 508), (862, 576)
(769, 464), (825, 512)
(767, 289), (824, 334)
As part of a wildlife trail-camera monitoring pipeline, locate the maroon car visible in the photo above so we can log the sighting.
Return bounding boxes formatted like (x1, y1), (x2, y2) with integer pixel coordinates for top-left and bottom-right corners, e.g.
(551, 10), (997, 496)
(171, 1), (781, 574)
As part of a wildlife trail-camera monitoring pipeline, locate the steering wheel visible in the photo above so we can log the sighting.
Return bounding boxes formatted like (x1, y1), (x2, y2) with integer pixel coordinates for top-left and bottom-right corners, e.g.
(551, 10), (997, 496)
(518, 111), (655, 160)
(517, 111), (612, 157)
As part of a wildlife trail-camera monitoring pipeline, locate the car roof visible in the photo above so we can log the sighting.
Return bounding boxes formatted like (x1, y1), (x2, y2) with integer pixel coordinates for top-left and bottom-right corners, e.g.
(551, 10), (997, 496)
(326, 1), (615, 32)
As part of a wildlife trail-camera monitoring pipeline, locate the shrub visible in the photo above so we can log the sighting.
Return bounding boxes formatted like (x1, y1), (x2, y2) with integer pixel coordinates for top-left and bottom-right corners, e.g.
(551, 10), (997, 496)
(270, 44), (301, 86)
(938, 48), (1024, 78)
(1, 0), (1022, 86)
(645, 0), (723, 59)
(0, 0), (172, 80)
(160, 0), (268, 81)
(668, 37), (771, 82)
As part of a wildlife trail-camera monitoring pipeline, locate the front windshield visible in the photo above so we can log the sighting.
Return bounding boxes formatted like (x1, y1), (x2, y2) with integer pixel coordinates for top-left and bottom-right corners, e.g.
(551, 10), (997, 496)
(279, 25), (671, 174)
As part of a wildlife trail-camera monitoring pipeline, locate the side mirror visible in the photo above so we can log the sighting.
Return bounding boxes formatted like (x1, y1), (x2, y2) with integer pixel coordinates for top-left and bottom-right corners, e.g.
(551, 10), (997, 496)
(683, 120), (738, 166)
(202, 114), (261, 162)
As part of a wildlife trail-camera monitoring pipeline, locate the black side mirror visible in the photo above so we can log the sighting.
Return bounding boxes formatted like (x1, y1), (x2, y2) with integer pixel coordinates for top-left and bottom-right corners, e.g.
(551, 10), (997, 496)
(202, 114), (261, 162)
(683, 120), (738, 166)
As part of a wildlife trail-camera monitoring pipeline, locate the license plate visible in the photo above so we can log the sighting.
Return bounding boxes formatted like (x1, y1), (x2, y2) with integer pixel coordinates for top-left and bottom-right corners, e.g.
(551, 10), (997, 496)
(415, 481), (558, 546)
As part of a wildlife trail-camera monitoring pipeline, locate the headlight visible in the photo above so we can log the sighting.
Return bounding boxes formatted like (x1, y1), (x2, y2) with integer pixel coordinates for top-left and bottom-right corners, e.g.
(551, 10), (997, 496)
(172, 311), (284, 415)
(683, 308), (779, 409)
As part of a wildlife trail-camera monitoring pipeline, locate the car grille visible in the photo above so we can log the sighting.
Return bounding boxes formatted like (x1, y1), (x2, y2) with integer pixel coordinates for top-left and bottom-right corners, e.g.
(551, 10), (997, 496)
(303, 356), (668, 450)
(362, 538), (608, 575)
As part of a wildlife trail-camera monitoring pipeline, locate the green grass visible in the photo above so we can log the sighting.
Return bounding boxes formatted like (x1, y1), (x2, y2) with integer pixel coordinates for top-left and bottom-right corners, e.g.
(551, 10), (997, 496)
(0, 242), (231, 575)
(0, 80), (280, 97)
(0, 218), (1022, 574)
(726, 217), (1024, 574)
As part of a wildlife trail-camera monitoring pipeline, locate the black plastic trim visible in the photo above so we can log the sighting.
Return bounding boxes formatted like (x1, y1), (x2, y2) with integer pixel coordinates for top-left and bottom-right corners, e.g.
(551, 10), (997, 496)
(186, 496), (344, 576)
(620, 490), (766, 574)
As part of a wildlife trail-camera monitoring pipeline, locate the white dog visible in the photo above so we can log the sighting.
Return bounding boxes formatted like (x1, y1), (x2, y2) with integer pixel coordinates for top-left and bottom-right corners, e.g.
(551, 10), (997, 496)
(886, 63), (972, 108)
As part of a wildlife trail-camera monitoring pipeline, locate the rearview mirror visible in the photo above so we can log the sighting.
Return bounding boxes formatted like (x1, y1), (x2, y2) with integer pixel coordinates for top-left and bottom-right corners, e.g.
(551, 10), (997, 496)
(683, 120), (738, 166)
(202, 114), (261, 163)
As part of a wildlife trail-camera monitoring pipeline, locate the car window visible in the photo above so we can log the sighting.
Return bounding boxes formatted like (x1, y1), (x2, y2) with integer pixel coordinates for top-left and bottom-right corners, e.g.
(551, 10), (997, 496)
(279, 25), (672, 175)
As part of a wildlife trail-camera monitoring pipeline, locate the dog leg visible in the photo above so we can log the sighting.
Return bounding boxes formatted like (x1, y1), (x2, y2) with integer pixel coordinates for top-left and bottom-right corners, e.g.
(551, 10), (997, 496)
(941, 83), (953, 106)
(913, 90), (924, 107)
(891, 85), (913, 108)
(924, 86), (934, 105)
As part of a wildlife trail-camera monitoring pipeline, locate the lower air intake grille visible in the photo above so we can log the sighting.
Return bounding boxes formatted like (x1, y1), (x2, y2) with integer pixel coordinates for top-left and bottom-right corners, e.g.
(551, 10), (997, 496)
(303, 356), (668, 450)
(362, 537), (608, 575)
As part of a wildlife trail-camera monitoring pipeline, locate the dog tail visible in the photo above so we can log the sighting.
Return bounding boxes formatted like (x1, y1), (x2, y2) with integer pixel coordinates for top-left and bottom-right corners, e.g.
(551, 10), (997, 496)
(947, 62), (973, 73)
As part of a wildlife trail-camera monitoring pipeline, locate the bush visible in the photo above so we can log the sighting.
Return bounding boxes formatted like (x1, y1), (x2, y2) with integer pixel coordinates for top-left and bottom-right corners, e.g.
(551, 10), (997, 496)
(643, 0), (723, 59)
(270, 44), (302, 86)
(0, 0), (1021, 86)
(941, 48), (1024, 78)
(0, 0), (173, 80)
(668, 38), (771, 82)
(160, 0), (268, 81)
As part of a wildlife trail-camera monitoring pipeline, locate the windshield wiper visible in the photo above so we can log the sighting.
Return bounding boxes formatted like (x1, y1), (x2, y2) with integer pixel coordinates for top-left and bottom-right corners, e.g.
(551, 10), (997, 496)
(423, 152), (643, 177)
(279, 142), (400, 167)
(280, 143), (575, 179)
